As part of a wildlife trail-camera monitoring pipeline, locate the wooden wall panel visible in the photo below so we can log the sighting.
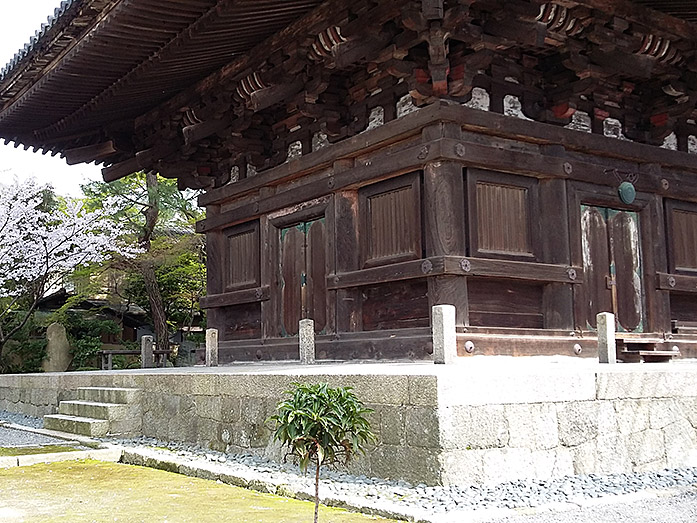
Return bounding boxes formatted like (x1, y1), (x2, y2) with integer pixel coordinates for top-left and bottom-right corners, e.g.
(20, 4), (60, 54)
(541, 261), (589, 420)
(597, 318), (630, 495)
(671, 293), (697, 322)
(672, 210), (697, 271)
(218, 303), (261, 340)
(468, 279), (543, 328)
(580, 206), (613, 329)
(224, 221), (259, 291)
(608, 210), (643, 332)
(306, 219), (327, 332)
(360, 173), (421, 268)
(280, 225), (304, 336)
(467, 169), (538, 260)
(361, 280), (429, 331)
(476, 183), (531, 255)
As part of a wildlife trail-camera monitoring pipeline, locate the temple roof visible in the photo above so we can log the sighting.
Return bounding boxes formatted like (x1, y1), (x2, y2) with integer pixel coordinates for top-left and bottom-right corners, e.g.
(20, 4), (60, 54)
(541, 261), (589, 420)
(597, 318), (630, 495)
(1, 0), (696, 182)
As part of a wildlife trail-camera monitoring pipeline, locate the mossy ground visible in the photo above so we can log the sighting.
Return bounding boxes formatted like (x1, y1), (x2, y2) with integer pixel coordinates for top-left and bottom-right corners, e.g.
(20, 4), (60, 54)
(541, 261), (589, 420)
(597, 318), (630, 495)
(0, 460), (403, 522)
(0, 445), (80, 457)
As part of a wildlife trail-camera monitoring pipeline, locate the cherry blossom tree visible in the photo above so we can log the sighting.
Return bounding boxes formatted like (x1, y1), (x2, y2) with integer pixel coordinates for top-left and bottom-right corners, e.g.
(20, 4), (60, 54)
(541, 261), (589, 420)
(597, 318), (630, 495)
(0, 179), (133, 352)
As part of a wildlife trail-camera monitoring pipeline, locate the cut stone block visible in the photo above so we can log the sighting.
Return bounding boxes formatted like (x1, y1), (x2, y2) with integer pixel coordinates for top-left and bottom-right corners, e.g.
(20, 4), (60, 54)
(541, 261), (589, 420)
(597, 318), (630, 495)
(59, 400), (129, 421)
(43, 414), (109, 437)
(77, 387), (141, 404)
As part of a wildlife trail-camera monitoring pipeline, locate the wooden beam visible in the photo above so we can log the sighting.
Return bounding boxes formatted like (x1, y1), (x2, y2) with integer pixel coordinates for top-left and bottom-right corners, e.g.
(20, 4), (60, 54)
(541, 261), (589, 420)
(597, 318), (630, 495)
(326, 256), (583, 290)
(656, 273), (697, 294)
(102, 156), (140, 182)
(199, 286), (270, 309)
(64, 141), (118, 165)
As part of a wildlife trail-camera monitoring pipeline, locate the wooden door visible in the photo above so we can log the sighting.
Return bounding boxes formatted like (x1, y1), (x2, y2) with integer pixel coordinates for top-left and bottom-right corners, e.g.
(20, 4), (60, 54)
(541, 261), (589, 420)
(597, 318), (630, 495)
(280, 218), (326, 336)
(581, 205), (644, 332)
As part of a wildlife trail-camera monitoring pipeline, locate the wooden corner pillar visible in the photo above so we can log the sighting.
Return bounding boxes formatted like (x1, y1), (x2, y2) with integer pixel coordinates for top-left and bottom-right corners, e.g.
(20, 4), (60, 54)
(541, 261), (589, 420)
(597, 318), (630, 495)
(423, 123), (468, 327)
(333, 159), (362, 333)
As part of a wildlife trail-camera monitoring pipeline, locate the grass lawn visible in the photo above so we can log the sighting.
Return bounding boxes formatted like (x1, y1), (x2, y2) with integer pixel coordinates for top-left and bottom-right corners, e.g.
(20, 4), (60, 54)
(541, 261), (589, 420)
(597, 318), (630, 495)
(0, 445), (80, 457)
(0, 460), (403, 522)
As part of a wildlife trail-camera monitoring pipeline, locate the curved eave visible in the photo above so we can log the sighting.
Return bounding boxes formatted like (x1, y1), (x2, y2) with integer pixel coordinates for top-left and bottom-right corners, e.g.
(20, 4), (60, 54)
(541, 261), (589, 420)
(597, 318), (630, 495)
(0, 0), (323, 152)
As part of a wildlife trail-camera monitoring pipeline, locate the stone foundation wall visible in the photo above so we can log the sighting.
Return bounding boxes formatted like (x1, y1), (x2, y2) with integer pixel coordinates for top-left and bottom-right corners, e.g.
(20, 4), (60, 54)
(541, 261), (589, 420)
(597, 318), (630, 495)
(1, 364), (696, 486)
(438, 365), (697, 484)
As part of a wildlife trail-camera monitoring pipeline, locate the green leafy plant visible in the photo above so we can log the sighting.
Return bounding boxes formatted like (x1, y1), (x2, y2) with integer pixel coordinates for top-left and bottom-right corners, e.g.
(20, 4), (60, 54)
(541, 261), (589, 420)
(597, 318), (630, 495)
(268, 382), (376, 523)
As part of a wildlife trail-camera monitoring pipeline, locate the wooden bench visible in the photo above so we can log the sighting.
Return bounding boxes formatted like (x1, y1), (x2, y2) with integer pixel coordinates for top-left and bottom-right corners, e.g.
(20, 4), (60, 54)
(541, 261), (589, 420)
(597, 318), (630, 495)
(100, 348), (172, 370)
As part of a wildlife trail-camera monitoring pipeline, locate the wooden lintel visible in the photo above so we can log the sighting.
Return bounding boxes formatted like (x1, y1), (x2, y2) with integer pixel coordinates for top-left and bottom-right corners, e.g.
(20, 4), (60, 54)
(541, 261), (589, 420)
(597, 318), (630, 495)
(249, 80), (304, 112)
(102, 156), (140, 182)
(182, 118), (231, 146)
(326, 256), (583, 290)
(656, 272), (697, 293)
(199, 286), (270, 309)
(65, 140), (117, 165)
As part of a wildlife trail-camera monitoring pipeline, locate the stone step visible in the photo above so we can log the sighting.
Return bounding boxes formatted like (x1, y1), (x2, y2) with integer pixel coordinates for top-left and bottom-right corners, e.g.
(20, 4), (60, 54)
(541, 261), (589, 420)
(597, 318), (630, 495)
(43, 414), (110, 437)
(58, 400), (129, 421)
(77, 387), (141, 404)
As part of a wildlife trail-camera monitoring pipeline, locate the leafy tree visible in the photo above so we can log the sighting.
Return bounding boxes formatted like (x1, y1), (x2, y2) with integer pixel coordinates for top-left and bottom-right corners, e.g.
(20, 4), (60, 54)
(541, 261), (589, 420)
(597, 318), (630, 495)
(0, 179), (132, 358)
(269, 383), (376, 523)
(81, 172), (204, 353)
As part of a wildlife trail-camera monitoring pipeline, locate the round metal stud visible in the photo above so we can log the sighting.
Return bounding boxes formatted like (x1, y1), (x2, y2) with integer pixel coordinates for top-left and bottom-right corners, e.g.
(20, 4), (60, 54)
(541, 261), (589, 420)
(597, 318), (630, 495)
(661, 178), (670, 190)
(327, 178), (335, 189)
(567, 268), (577, 281)
(563, 162), (573, 175)
(573, 343), (583, 355)
(255, 288), (263, 299)
(460, 258), (471, 272)
(668, 276), (676, 288)
(417, 145), (430, 160)
(421, 259), (433, 274)
(618, 181), (636, 205)
(464, 341), (475, 353)
(455, 143), (466, 157)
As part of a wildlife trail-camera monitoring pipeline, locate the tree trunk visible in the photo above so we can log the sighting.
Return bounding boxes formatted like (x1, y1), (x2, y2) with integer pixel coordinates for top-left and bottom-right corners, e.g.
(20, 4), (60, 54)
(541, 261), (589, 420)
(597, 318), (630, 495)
(314, 459), (320, 523)
(141, 260), (169, 354)
(139, 171), (169, 355)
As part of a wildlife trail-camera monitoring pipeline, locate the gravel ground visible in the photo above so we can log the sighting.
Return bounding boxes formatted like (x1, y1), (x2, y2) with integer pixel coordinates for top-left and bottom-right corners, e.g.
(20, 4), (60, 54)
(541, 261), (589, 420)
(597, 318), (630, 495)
(2, 409), (697, 522)
(0, 426), (67, 447)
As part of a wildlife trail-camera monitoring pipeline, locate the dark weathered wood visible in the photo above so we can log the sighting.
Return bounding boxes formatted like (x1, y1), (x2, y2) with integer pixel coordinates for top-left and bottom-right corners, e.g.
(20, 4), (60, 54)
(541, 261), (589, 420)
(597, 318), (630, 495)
(65, 141), (118, 165)
(102, 156), (140, 182)
(423, 159), (468, 325)
(362, 279), (430, 331)
(656, 273), (697, 293)
(455, 333), (596, 358)
(260, 216), (281, 339)
(334, 189), (362, 332)
(199, 286), (270, 309)
(280, 224), (304, 336)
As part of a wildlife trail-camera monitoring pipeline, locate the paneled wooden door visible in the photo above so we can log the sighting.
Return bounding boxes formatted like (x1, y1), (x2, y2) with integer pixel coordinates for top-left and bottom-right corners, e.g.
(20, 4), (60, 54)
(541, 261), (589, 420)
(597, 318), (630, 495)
(279, 218), (327, 336)
(581, 205), (644, 332)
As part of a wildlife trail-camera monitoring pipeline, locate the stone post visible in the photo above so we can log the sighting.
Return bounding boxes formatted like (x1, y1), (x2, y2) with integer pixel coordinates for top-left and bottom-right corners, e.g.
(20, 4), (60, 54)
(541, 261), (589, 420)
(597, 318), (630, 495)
(597, 312), (617, 364)
(432, 305), (457, 364)
(42, 323), (72, 372)
(206, 328), (219, 367)
(299, 319), (316, 365)
(141, 335), (154, 368)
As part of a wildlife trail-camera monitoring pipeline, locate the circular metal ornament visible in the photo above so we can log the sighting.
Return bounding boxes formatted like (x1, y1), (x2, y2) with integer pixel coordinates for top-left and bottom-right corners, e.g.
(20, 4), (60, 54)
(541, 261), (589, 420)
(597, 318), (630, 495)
(421, 259), (433, 274)
(460, 258), (471, 272)
(668, 276), (676, 288)
(464, 341), (475, 353)
(661, 178), (670, 190)
(573, 343), (583, 355)
(567, 268), (577, 281)
(417, 145), (430, 160)
(455, 143), (466, 157)
(255, 288), (264, 299)
(618, 181), (636, 205)
(563, 162), (573, 175)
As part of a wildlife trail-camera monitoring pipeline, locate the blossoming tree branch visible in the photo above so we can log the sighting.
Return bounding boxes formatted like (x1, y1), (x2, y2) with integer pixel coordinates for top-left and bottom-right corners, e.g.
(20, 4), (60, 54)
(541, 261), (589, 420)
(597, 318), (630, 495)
(0, 179), (136, 351)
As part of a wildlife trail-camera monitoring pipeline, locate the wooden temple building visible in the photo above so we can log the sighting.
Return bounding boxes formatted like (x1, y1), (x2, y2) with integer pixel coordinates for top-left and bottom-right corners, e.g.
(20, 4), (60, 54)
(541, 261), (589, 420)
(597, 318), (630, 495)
(2, 0), (697, 362)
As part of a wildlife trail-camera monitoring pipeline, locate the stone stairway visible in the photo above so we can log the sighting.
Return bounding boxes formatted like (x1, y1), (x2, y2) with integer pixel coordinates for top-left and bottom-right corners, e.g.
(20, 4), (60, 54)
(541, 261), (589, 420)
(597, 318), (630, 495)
(44, 387), (142, 437)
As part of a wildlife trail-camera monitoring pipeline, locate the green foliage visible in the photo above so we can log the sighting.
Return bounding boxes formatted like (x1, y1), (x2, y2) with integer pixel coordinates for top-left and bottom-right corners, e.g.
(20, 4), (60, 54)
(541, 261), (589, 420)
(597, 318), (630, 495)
(0, 310), (47, 373)
(61, 312), (121, 369)
(122, 242), (206, 333)
(269, 383), (376, 472)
